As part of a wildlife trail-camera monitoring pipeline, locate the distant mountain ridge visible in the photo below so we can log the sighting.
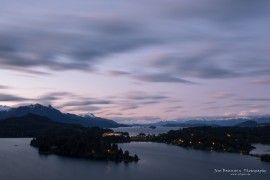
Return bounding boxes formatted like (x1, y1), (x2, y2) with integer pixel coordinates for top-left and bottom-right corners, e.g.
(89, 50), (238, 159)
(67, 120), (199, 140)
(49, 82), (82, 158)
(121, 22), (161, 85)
(235, 120), (258, 127)
(0, 104), (127, 128)
(0, 105), (12, 112)
(138, 116), (270, 127)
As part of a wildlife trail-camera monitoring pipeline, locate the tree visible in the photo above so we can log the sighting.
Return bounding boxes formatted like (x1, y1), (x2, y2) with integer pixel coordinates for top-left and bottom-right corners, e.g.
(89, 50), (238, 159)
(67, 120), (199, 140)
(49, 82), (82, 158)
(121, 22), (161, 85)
(134, 154), (139, 161)
(124, 150), (129, 157)
(118, 148), (123, 156)
(112, 143), (118, 151)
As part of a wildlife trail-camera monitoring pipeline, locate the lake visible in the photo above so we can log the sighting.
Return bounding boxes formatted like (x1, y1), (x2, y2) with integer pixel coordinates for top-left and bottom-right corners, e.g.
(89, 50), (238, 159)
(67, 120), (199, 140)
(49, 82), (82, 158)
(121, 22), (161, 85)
(0, 138), (269, 180)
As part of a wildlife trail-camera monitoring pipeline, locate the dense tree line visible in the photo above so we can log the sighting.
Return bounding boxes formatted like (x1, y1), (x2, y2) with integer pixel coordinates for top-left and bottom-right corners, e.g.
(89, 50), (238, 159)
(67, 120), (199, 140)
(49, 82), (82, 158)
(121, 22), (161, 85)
(150, 126), (270, 154)
(260, 154), (270, 162)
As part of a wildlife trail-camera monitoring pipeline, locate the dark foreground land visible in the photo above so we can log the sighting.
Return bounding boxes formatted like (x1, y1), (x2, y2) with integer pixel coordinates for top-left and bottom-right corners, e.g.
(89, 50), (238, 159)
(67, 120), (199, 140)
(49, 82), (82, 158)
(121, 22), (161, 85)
(131, 126), (270, 162)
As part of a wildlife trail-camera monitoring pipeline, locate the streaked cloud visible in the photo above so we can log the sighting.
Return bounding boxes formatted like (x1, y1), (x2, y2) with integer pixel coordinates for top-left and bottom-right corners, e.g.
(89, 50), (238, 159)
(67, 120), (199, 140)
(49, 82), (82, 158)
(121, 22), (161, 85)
(126, 91), (168, 101)
(0, 93), (30, 102)
(165, 105), (183, 113)
(0, 0), (269, 80)
(0, 85), (10, 89)
(237, 109), (260, 117)
(212, 92), (235, 99)
(248, 105), (267, 109)
(252, 78), (270, 85)
(108, 70), (130, 77)
(203, 101), (217, 105)
(120, 104), (139, 111)
(239, 98), (270, 102)
(61, 100), (113, 107)
(133, 73), (193, 84)
(108, 70), (193, 84)
(226, 104), (248, 108)
(64, 105), (101, 113)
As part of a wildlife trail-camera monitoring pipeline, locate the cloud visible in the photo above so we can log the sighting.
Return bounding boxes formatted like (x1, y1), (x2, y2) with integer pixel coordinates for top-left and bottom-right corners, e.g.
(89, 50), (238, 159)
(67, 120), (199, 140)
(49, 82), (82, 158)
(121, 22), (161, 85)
(120, 104), (139, 111)
(203, 101), (217, 105)
(237, 109), (260, 117)
(248, 105), (266, 109)
(146, 50), (245, 80)
(0, 0), (269, 81)
(165, 105), (183, 112)
(0, 10), (157, 75)
(202, 106), (220, 110)
(161, 0), (270, 22)
(104, 112), (123, 116)
(37, 92), (75, 104)
(0, 31), (92, 73)
(239, 98), (270, 102)
(62, 100), (113, 107)
(126, 91), (168, 101)
(141, 101), (161, 105)
(108, 70), (130, 76)
(0, 85), (10, 89)
(251, 78), (270, 85)
(141, 0), (270, 81)
(108, 70), (193, 84)
(212, 92), (235, 99)
(63, 105), (101, 113)
(226, 104), (247, 108)
(99, 91), (171, 112)
(133, 73), (193, 84)
(0, 93), (30, 102)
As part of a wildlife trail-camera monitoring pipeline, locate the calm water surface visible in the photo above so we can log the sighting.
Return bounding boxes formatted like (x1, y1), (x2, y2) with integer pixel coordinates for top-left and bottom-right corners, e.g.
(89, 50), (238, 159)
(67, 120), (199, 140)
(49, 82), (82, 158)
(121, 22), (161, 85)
(0, 138), (269, 180)
(250, 144), (270, 155)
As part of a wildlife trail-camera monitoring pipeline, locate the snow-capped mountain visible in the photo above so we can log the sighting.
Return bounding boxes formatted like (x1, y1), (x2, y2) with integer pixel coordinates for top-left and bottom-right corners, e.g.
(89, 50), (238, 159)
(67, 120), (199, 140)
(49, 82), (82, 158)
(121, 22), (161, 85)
(0, 105), (12, 112)
(81, 112), (96, 118)
(0, 104), (126, 128)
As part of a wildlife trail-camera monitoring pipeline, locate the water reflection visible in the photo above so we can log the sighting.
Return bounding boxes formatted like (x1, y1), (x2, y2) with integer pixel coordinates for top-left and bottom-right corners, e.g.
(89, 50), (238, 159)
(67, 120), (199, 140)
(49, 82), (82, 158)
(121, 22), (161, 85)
(250, 144), (270, 155)
(105, 163), (111, 174)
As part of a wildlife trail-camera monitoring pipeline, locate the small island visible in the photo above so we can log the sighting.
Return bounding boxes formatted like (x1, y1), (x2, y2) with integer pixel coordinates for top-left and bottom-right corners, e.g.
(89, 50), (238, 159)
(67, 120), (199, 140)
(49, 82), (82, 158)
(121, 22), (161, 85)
(149, 126), (156, 129)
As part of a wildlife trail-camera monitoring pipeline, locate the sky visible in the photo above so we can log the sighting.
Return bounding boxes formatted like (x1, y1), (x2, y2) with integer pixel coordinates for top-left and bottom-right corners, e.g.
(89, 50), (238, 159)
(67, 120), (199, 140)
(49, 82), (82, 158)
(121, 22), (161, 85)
(0, 0), (270, 124)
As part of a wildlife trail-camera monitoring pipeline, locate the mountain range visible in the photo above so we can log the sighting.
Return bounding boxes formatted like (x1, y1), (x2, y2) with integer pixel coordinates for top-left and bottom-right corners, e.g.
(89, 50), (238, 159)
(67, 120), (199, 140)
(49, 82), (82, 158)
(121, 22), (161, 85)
(1, 104), (269, 128)
(0, 104), (127, 128)
(144, 116), (270, 127)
